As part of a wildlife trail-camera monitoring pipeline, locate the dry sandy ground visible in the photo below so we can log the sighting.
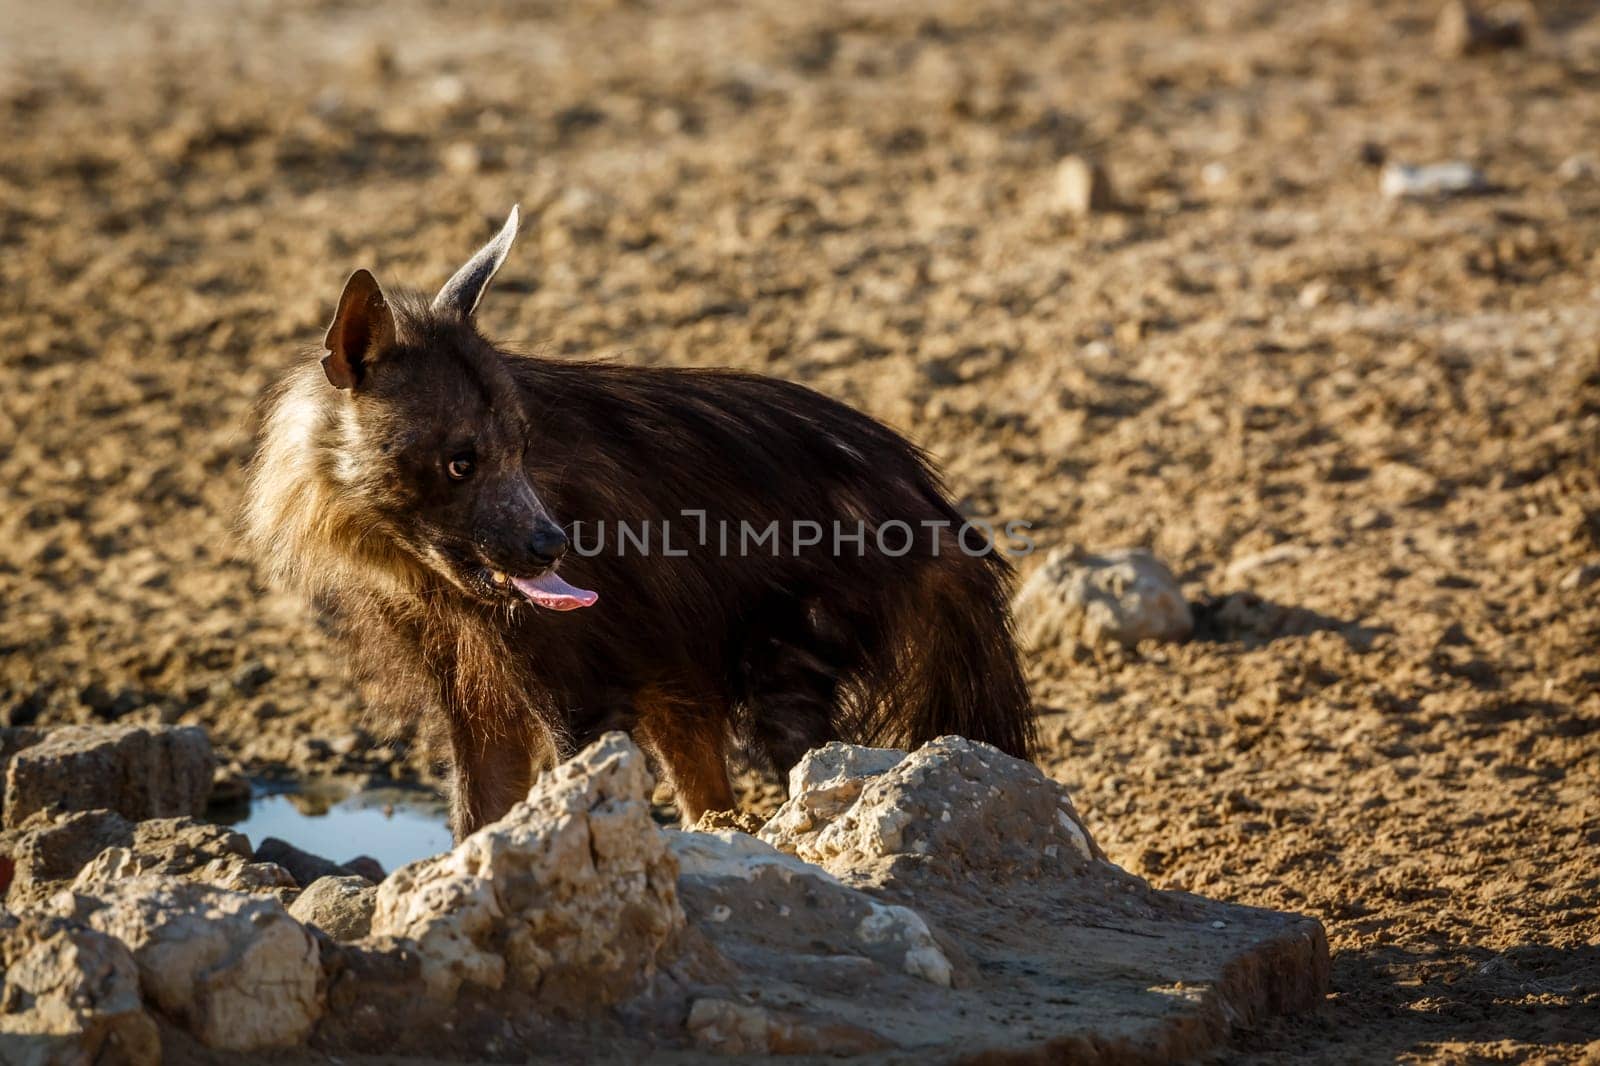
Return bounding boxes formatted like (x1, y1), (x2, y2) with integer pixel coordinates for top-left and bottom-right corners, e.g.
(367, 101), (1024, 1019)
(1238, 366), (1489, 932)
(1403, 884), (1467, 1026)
(2, 0), (1599, 1061)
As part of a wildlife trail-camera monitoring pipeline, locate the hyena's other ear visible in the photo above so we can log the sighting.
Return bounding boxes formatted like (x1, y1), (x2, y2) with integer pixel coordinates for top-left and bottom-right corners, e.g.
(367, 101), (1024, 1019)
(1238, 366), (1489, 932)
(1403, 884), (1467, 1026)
(431, 205), (519, 319)
(322, 269), (395, 390)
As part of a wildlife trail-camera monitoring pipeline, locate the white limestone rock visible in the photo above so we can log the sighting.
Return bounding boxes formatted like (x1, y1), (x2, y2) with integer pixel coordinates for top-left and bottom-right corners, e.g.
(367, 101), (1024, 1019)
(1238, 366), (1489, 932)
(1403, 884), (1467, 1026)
(0, 912), (160, 1065)
(1014, 547), (1193, 650)
(59, 877), (322, 1051)
(369, 732), (683, 1009)
(760, 736), (1104, 879)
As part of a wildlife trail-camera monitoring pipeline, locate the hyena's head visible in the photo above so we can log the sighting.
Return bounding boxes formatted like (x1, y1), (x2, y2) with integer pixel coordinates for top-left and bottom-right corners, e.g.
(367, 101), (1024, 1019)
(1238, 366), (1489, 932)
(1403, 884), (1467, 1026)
(309, 208), (595, 612)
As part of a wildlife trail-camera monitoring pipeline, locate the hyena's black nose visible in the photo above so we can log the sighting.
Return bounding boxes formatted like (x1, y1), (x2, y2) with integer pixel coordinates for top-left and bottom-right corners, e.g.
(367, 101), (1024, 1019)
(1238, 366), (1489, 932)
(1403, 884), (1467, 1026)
(529, 524), (568, 566)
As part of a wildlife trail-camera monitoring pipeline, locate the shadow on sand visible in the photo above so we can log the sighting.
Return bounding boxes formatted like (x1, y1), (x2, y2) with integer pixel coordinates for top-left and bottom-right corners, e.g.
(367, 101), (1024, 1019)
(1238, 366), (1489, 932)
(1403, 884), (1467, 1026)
(1228, 941), (1600, 1063)
(1189, 590), (1392, 652)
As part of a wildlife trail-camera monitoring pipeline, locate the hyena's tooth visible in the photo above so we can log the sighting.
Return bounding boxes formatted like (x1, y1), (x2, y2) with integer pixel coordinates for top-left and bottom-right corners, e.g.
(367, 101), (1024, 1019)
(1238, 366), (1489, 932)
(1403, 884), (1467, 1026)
(492, 571), (509, 585)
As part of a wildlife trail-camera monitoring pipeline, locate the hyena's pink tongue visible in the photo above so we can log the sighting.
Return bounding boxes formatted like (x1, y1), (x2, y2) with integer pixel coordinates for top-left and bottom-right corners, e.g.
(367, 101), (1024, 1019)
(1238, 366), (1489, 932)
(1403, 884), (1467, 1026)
(511, 571), (598, 611)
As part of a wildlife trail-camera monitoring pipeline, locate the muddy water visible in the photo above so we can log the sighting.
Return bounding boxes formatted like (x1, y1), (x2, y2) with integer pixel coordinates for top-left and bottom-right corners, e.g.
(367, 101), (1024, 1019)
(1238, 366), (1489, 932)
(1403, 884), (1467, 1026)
(214, 783), (453, 874)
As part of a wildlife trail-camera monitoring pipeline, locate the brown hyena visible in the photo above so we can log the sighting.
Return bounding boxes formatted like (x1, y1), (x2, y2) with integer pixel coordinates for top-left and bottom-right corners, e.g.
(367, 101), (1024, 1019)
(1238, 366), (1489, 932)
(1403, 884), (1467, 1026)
(243, 208), (1036, 839)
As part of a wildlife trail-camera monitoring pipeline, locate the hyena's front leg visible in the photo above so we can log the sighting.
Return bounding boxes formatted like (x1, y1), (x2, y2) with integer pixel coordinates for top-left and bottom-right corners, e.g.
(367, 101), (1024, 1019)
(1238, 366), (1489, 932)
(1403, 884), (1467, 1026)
(445, 713), (537, 840)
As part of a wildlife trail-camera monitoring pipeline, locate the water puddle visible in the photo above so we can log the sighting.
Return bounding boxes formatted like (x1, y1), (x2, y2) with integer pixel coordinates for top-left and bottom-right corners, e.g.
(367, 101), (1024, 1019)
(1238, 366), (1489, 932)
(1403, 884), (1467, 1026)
(211, 780), (453, 875)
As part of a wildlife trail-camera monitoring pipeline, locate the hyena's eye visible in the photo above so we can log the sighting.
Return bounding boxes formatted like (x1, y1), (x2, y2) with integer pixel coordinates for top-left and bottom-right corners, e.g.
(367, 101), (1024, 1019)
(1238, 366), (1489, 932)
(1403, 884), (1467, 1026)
(446, 454), (476, 481)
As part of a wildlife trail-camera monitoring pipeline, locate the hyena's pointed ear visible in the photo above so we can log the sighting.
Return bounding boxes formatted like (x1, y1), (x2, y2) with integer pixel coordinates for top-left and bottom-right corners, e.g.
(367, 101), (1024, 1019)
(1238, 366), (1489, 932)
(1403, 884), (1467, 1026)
(431, 205), (519, 319)
(322, 269), (395, 390)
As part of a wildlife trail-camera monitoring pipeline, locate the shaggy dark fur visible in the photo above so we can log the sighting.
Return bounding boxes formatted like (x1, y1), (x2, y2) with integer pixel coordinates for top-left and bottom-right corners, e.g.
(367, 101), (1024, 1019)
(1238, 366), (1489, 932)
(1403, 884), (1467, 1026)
(245, 210), (1036, 838)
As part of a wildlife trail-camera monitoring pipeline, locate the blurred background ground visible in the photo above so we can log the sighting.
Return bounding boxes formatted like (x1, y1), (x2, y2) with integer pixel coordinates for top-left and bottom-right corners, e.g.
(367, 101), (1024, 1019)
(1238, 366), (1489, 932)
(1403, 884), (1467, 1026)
(2, 0), (1598, 1061)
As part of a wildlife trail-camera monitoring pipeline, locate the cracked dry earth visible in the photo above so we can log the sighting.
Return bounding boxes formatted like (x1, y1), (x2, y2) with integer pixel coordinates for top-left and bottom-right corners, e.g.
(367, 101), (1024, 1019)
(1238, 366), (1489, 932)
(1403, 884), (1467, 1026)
(1, 0), (1598, 1062)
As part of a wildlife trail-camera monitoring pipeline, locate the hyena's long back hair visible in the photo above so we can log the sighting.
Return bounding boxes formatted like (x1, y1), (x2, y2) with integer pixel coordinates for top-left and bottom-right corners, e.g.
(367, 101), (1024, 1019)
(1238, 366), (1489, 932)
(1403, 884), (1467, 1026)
(244, 211), (1035, 835)
(492, 355), (1038, 774)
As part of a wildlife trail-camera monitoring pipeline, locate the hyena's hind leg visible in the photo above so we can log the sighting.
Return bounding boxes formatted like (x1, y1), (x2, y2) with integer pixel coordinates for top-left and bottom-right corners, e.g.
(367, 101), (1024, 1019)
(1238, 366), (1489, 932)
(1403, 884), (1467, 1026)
(734, 602), (860, 788)
(631, 687), (735, 826)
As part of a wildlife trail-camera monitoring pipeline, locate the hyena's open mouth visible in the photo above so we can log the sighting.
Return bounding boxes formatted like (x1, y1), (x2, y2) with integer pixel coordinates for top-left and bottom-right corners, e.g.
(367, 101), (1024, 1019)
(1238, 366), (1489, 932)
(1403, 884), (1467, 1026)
(485, 568), (598, 612)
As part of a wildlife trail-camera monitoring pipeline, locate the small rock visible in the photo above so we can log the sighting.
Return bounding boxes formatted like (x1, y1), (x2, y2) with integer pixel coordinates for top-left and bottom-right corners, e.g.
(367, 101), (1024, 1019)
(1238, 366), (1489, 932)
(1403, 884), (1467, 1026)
(442, 141), (501, 176)
(687, 997), (888, 1056)
(288, 875), (377, 940)
(1435, 0), (1529, 57)
(690, 808), (767, 834)
(370, 733), (681, 1005)
(0, 813), (294, 904)
(1559, 564), (1600, 591)
(73, 840), (297, 901)
(429, 74), (468, 108)
(1350, 507), (1392, 532)
(326, 731), (364, 758)
(202, 858), (302, 897)
(688, 997), (770, 1056)
(0, 810), (137, 906)
(787, 743), (906, 800)
(1557, 154), (1597, 185)
(2, 724), (214, 829)
(64, 877), (323, 1051)
(343, 855), (386, 883)
(371, 866), (502, 1000)
(759, 736), (1104, 879)
(256, 837), (353, 888)
(86, 819), (250, 881)
(1297, 281), (1330, 309)
(760, 743), (906, 847)
(1013, 547), (1194, 651)
(1052, 156), (1114, 217)
(0, 912), (160, 1063)
(1380, 161), (1487, 200)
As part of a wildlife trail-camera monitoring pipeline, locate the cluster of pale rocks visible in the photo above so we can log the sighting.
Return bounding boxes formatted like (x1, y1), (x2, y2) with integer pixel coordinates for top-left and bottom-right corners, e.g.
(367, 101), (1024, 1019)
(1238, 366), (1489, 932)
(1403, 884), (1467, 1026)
(0, 552), (1321, 1061)
(0, 708), (1326, 1064)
